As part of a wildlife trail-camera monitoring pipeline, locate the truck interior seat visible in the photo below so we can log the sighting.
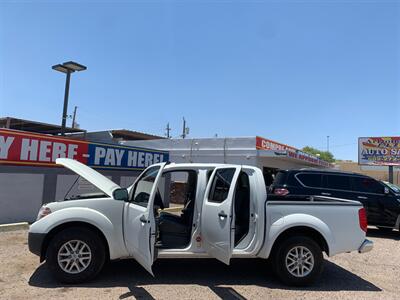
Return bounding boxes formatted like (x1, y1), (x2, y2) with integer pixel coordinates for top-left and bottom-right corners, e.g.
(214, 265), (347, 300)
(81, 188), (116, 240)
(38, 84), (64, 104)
(156, 171), (197, 249)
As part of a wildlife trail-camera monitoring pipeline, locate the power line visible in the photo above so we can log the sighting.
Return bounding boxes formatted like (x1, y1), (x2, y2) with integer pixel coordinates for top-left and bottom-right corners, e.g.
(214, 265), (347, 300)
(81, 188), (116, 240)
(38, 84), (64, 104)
(315, 142), (358, 149)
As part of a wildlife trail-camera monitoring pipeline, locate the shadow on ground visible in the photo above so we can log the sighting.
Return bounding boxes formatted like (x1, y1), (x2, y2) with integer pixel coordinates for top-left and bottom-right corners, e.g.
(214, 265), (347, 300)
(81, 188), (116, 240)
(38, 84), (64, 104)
(29, 258), (381, 299)
(367, 228), (400, 240)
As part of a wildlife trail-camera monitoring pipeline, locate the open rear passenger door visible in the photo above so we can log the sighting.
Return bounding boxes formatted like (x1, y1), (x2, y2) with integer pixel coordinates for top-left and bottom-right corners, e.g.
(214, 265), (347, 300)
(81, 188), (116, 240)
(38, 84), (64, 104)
(123, 163), (167, 275)
(201, 166), (241, 264)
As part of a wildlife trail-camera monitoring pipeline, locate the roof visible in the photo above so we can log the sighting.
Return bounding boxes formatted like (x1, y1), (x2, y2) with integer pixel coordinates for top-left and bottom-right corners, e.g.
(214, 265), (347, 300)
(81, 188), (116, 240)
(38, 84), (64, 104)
(110, 129), (164, 140)
(0, 117), (85, 135)
(281, 168), (365, 176)
(163, 162), (258, 170)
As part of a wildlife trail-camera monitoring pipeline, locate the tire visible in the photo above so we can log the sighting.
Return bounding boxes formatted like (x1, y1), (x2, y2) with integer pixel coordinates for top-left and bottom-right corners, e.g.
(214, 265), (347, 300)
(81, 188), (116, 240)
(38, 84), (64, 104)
(46, 227), (106, 283)
(272, 236), (324, 286)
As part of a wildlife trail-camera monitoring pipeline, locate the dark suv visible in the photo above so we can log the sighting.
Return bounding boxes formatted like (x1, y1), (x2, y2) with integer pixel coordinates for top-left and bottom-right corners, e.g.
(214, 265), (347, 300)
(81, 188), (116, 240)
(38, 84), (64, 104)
(269, 169), (400, 231)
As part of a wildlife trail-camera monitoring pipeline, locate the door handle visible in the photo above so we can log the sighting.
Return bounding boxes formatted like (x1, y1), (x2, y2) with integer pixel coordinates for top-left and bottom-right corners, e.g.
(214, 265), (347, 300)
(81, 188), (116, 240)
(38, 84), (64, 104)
(321, 192), (331, 196)
(357, 196), (368, 200)
(140, 215), (149, 223)
(251, 213), (258, 223)
(218, 212), (228, 218)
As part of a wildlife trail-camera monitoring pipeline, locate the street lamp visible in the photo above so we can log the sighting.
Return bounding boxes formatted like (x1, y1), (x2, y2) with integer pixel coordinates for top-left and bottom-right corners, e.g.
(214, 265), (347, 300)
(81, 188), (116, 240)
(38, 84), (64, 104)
(52, 61), (87, 135)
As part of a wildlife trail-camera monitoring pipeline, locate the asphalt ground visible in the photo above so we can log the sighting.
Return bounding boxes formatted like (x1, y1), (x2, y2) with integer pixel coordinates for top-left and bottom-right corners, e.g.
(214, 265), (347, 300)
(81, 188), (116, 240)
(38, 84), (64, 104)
(0, 228), (399, 299)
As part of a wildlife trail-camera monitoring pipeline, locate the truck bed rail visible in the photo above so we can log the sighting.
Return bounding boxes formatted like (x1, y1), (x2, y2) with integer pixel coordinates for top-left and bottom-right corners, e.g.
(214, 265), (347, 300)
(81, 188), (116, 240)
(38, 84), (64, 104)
(267, 195), (362, 206)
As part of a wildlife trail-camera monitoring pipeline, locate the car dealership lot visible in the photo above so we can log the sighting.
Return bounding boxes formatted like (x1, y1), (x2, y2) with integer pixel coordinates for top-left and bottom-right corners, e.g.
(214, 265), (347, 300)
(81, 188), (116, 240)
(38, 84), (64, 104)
(0, 228), (399, 300)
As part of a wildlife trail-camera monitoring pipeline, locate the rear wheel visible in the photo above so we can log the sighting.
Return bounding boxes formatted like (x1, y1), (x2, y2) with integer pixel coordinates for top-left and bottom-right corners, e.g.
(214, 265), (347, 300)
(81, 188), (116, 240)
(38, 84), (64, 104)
(273, 236), (323, 286)
(46, 227), (106, 283)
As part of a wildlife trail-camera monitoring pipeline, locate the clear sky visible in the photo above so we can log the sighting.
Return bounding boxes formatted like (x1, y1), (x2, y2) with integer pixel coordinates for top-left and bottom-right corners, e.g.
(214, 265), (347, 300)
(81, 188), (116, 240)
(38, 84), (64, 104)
(0, 0), (399, 161)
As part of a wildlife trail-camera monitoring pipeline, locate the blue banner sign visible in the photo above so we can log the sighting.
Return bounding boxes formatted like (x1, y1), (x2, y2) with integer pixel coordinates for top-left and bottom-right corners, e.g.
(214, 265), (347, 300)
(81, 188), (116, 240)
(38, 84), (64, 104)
(87, 143), (169, 170)
(0, 129), (169, 170)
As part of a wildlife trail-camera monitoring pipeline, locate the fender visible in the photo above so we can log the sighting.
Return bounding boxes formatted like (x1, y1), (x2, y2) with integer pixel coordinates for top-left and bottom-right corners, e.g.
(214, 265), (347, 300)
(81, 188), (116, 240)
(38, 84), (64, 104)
(29, 207), (128, 259)
(258, 213), (335, 259)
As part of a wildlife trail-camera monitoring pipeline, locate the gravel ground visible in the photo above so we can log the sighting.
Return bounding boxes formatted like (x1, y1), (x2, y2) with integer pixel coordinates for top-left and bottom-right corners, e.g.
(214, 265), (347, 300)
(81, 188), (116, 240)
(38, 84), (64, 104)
(0, 228), (399, 300)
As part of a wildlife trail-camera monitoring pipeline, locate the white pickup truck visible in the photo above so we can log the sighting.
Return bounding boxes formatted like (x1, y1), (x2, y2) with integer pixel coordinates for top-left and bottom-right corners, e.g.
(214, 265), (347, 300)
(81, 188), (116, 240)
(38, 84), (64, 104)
(28, 158), (373, 286)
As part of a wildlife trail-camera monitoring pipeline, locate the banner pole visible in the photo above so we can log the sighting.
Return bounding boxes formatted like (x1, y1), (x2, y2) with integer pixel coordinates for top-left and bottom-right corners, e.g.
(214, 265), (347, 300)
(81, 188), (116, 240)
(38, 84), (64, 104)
(389, 166), (394, 184)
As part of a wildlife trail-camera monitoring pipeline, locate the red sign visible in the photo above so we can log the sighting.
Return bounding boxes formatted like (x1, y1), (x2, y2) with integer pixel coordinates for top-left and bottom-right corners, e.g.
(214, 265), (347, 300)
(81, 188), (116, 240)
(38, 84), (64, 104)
(256, 136), (332, 168)
(256, 136), (297, 152)
(0, 129), (88, 167)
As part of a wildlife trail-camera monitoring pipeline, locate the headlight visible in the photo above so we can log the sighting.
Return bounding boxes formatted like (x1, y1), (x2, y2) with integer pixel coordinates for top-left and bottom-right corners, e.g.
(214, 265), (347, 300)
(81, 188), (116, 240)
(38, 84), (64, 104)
(37, 206), (52, 220)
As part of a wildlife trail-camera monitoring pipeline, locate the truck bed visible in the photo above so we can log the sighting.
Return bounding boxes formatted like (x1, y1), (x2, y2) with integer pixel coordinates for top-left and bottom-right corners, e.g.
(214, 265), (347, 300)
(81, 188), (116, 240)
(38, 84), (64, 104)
(260, 195), (365, 258)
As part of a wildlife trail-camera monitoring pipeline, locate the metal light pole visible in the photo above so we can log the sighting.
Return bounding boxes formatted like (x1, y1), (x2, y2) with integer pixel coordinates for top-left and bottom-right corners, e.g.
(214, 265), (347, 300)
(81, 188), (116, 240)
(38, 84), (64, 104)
(52, 61), (87, 135)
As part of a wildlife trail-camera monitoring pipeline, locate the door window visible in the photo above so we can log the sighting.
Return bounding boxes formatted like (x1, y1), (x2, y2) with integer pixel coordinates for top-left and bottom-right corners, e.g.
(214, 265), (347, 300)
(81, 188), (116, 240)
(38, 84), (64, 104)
(352, 177), (384, 194)
(131, 165), (161, 207)
(208, 168), (235, 203)
(323, 175), (351, 191)
(234, 172), (250, 246)
(296, 173), (323, 188)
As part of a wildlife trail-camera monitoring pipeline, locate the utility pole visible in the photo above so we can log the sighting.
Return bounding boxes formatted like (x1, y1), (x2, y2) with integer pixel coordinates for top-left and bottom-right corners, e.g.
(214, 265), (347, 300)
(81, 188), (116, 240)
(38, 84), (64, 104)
(327, 136), (330, 152)
(181, 117), (187, 139)
(72, 106), (78, 129)
(165, 122), (171, 138)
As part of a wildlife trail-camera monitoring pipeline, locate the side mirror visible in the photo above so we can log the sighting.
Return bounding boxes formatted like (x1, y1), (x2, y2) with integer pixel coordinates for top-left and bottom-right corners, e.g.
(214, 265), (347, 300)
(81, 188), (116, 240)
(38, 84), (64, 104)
(384, 187), (390, 195)
(113, 188), (129, 201)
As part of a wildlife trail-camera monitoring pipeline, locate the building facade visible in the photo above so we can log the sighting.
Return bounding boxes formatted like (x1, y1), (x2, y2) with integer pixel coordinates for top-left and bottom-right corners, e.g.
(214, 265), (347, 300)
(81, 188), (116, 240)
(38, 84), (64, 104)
(0, 128), (168, 223)
(123, 136), (332, 186)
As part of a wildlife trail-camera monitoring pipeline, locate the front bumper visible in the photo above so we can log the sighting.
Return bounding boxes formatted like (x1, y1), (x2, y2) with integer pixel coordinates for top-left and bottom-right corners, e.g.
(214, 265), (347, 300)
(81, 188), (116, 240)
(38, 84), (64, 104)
(358, 239), (373, 253)
(28, 232), (46, 257)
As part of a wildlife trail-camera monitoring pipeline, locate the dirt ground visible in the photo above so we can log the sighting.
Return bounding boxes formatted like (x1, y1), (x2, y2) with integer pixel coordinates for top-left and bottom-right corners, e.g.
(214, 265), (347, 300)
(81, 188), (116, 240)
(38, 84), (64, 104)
(0, 228), (399, 300)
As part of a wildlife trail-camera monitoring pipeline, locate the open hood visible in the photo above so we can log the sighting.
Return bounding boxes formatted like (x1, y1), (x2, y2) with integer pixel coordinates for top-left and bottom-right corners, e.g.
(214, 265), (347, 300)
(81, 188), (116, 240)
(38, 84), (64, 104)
(56, 158), (121, 198)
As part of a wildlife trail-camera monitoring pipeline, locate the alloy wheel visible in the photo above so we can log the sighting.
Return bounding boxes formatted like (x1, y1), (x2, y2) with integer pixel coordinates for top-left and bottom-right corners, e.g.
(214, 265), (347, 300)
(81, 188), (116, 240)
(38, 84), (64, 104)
(285, 246), (314, 277)
(57, 240), (92, 274)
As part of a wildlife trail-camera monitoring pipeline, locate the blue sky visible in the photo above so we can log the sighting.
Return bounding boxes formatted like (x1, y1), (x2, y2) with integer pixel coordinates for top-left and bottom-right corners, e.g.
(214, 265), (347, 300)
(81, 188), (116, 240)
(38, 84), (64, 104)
(0, 0), (399, 160)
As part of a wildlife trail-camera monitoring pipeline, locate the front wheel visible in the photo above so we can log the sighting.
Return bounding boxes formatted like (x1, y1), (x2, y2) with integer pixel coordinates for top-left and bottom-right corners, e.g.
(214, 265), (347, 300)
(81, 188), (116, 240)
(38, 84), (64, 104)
(46, 227), (106, 283)
(273, 236), (324, 286)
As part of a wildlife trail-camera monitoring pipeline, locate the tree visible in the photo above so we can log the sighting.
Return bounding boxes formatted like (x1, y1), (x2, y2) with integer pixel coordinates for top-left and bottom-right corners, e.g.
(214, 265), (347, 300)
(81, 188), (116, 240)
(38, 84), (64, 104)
(301, 146), (335, 163)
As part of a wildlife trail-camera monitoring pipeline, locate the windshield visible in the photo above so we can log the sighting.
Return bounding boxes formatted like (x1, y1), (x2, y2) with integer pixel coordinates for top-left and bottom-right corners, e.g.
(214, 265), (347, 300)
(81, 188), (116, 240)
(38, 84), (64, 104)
(131, 166), (161, 207)
(382, 181), (400, 194)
